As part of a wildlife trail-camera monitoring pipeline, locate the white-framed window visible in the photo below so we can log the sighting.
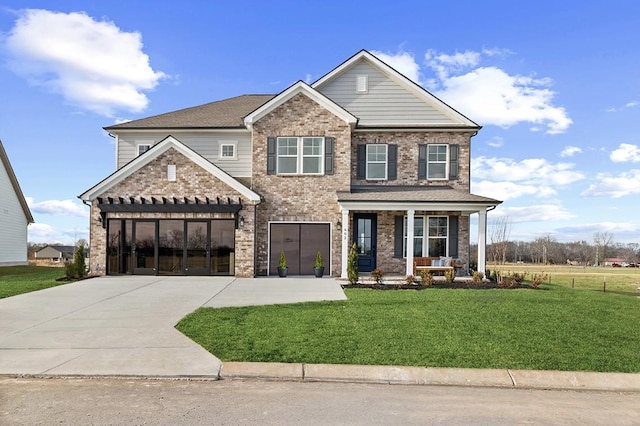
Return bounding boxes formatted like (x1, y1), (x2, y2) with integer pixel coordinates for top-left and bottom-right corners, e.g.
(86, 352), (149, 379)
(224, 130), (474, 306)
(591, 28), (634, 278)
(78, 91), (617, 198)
(366, 144), (387, 180)
(427, 144), (448, 179)
(277, 137), (324, 175)
(356, 75), (368, 93)
(137, 144), (151, 156)
(167, 164), (176, 181)
(219, 141), (237, 160)
(403, 216), (448, 257)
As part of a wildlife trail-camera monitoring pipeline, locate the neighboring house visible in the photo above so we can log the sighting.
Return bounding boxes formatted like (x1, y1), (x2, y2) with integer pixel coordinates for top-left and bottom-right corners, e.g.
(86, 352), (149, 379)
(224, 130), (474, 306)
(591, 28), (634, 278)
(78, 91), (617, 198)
(34, 245), (77, 263)
(0, 139), (34, 266)
(80, 50), (501, 277)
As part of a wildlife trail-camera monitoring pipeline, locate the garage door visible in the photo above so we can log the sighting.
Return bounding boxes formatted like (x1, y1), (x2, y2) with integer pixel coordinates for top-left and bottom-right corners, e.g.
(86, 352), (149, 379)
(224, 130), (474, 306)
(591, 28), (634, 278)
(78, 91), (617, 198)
(269, 223), (330, 275)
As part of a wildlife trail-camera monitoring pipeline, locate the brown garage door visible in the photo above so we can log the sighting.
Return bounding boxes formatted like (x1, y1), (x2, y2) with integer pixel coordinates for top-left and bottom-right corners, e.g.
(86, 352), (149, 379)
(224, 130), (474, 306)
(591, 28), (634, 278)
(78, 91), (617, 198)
(269, 223), (330, 275)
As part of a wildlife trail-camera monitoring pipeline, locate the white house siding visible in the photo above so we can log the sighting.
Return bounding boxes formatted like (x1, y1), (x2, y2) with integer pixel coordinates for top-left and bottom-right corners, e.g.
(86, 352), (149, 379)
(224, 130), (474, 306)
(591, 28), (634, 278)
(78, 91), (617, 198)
(318, 59), (456, 126)
(0, 158), (29, 265)
(116, 131), (252, 177)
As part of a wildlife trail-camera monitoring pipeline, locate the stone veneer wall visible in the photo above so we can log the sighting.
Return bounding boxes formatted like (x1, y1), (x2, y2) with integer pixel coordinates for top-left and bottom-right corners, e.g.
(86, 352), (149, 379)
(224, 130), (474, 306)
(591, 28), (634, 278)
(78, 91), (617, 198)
(351, 131), (473, 191)
(88, 148), (257, 276)
(251, 93), (352, 276)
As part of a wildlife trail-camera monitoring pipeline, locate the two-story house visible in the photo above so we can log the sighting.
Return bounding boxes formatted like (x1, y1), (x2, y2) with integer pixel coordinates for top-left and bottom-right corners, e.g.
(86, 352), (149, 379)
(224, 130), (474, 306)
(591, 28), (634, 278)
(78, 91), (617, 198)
(79, 50), (500, 278)
(0, 138), (34, 266)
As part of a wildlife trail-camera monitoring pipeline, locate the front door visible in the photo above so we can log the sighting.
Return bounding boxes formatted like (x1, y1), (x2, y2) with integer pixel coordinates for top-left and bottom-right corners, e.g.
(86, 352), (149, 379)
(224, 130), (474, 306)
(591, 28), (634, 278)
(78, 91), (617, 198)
(133, 221), (157, 275)
(353, 213), (377, 272)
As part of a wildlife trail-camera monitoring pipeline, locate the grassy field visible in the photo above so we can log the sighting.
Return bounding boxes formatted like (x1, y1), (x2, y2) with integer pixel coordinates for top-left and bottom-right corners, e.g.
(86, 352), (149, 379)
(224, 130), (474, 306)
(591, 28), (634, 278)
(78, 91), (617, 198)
(489, 263), (640, 296)
(0, 265), (69, 299)
(177, 284), (640, 373)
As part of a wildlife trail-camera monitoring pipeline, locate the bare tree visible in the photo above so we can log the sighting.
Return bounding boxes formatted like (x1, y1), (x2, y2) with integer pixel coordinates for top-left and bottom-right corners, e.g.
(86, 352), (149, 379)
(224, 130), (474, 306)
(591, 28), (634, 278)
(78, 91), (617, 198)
(489, 216), (511, 264)
(593, 231), (614, 266)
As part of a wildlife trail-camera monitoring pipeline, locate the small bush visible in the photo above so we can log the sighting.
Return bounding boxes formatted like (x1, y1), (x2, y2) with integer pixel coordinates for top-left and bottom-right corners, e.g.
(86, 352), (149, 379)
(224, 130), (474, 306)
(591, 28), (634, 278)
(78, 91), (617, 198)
(347, 243), (359, 285)
(405, 275), (415, 284)
(530, 273), (548, 288)
(278, 251), (287, 269)
(371, 268), (384, 284)
(64, 261), (76, 279)
(419, 269), (434, 287)
(497, 271), (527, 288)
(444, 269), (456, 283)
(472, 271), (484, 283)
(73, 245), (86, 278)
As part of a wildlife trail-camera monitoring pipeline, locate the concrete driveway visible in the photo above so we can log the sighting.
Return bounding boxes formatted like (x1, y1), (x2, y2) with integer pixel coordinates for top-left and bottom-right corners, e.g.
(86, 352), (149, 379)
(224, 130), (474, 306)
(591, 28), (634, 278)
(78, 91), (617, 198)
(0, 276), (347, 377)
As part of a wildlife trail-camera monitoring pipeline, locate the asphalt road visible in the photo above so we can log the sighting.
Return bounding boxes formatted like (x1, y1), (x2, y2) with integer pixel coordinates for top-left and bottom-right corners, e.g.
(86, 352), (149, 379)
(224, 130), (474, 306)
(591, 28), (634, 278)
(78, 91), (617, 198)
(1, 377), (638, 425)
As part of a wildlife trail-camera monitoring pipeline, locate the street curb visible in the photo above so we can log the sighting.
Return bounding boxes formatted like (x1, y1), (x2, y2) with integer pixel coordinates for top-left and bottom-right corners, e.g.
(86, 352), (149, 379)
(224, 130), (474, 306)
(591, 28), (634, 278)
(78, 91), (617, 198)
(221, 362), (640, 392)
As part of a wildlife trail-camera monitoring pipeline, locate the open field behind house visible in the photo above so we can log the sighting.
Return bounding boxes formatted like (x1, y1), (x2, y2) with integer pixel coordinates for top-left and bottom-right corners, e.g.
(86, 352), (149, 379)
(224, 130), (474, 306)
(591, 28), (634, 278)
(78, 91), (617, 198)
(489, 263), (640, 296)
(0, 266), (68, 299)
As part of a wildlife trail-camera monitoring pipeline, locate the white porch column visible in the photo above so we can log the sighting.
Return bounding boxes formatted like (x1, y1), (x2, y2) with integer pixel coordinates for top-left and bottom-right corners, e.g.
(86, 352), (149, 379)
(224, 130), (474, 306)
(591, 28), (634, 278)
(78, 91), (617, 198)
(341, 208), (350, 278)
(406, 209), (415, 276)
(477, 208), (487, 274)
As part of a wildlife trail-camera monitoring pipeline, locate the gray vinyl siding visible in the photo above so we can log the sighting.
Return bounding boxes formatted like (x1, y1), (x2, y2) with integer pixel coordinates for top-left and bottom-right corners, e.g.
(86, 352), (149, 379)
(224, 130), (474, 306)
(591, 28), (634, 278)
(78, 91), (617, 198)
(0, 160), (28, 265)
(318, 59), (457, 126)
(116, 131), (252, 177)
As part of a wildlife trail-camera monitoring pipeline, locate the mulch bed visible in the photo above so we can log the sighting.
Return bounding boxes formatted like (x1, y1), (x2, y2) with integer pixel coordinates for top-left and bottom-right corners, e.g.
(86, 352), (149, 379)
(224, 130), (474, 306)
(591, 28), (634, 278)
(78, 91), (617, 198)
(341, 281), (536, 290)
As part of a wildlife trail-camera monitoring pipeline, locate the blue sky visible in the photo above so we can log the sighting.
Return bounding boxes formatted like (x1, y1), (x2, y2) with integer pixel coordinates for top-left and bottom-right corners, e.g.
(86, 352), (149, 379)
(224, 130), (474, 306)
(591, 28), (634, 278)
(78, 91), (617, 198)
(1, 1), (640, 245)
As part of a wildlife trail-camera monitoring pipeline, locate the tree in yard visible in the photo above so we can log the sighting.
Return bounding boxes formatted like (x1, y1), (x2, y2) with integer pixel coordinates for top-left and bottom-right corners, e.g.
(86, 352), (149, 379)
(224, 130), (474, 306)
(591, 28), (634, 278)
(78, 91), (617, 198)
(73, 244), (86, 278)
(489, 216), (511, 264)
(347, 243), (359, 284)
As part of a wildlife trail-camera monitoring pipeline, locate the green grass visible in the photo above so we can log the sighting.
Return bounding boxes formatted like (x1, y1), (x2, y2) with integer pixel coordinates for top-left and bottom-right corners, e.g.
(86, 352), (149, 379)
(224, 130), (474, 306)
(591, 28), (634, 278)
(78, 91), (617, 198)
(177, 286), (640, 373)
(0, 265), (69, 298)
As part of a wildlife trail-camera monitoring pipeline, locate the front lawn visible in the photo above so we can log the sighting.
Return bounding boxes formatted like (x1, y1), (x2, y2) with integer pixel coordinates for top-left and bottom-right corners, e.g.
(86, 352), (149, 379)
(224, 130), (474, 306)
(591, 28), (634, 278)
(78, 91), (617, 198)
(0, 265), (69, 298)
(177, 286), (640, 373)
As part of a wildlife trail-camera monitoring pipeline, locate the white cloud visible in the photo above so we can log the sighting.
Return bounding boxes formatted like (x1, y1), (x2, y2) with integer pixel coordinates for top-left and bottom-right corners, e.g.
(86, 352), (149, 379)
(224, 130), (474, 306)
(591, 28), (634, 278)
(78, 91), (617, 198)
(472, 180), (557, 201)
(487, 136), (504, 148)
(3, 9), (166, 116)
(607, 100), (639, 112)
(28, 223), (60, 243)
(472, 156), (585, 186)
(26, 198), (88, 217)
(610, 143), (640, 163)
(371, 50), (421, 83)
(560, 146), (582, 157)
(492, 204), (575, 222)
(581, 169), (640, 198)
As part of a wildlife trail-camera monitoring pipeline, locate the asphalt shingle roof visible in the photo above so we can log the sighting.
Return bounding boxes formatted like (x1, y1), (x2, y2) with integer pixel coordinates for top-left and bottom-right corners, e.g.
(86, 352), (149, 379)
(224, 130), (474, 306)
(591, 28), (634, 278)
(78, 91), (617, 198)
(104, 94), (275, 130)
(337, 186), (501, 204)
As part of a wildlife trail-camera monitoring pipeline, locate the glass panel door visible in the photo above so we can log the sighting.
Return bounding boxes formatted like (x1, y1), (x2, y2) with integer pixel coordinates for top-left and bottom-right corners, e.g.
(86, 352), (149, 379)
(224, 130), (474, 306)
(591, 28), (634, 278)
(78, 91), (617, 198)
(133, 221), (157, 275)
(211, 220), (235, 275)
(158, 220), (184, 275)
(186, 221), (210, 275)
(353, 213), (377, 272)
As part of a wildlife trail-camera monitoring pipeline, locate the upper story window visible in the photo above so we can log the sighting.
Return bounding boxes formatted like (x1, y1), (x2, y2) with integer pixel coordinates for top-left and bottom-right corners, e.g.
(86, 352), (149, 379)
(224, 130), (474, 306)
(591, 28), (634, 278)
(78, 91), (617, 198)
(418, 144), (459, 181)
(356, 143), (397, 181)
(273, 137), (326, 175)
(137, 144), (151, 156)
(366, 144), (388, 180)
(427, 144), (448, 179)
(267, 136), (334, 176)
(219, 141), (237, 160)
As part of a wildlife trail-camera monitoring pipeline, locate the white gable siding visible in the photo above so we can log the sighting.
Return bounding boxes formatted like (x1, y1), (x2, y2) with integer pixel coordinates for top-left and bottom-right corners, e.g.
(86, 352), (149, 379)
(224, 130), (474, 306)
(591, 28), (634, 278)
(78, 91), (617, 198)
(116, 131), (252, 177)
(0, 159), (28, 265)
(318, 59), (456, 126)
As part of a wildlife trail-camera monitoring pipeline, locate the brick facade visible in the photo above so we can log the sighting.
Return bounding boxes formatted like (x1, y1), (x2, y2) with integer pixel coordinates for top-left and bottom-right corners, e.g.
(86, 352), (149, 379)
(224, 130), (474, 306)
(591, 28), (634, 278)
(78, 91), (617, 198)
(88, 148), (256, 276)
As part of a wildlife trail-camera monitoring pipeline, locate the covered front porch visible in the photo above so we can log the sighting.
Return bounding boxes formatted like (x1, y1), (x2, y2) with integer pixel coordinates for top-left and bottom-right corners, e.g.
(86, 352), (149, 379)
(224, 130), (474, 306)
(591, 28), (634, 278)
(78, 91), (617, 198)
(336, 186), (501, 278)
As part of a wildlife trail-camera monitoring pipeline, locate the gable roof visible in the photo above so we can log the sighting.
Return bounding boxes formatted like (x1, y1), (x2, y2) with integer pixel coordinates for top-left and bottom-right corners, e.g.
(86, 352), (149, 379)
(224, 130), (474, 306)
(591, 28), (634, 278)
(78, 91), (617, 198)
(313, 50), (479, 129)
(104, 95), (274, 130)
(244, 81), (358, 128)
(0, 139), (34, 223)
(79, 136), (262, 203)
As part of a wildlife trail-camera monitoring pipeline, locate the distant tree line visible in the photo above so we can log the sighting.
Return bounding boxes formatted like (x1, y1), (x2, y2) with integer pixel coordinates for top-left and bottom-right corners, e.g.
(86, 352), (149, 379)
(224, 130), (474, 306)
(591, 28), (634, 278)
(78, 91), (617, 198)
(473, 218), (639, 266)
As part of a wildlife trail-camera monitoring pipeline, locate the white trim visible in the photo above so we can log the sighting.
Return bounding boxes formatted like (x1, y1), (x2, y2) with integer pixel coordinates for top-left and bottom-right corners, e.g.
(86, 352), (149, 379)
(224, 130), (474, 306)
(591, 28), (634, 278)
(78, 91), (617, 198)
(244, 81), (358, 128)
(312, 50), (479, 128)
(80, 135), (262, 203)
(167, 164), (176, 181)
(341, 209), (349, 278)
(137, 143), (152, 156)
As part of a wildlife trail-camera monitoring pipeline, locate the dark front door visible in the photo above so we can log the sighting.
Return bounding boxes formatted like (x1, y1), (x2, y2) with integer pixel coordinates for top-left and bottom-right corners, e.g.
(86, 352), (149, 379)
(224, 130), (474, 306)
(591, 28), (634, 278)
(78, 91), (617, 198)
(353, 213), (377, 272)
(133, 221), (157, 275)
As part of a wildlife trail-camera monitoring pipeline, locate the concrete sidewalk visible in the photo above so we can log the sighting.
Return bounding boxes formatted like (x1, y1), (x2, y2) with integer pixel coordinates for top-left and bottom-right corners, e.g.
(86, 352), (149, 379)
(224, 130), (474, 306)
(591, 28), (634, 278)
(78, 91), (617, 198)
(1, 275), (638, 392)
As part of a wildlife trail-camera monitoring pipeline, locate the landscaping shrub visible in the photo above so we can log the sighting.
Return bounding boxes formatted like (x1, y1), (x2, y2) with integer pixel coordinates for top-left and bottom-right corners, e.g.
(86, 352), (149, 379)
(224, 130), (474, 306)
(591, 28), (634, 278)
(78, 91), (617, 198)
(347, 243), (359, 284)
(472, 271), (484, 283)
(371, 268), (384, 284)
(420, 269), (434, 287)
(444, 269), (456, 283)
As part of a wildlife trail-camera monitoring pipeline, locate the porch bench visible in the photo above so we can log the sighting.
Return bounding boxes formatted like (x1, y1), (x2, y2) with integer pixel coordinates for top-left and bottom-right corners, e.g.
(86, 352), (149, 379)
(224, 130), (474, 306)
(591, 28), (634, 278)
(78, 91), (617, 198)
(413, 257), (455, 276)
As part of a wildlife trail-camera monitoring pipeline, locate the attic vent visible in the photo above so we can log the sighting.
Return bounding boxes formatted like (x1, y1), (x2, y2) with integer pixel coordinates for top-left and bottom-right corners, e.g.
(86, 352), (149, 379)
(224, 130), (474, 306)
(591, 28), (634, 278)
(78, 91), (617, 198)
(167, 164), (176, 181)
(356, 75), (368, 93)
